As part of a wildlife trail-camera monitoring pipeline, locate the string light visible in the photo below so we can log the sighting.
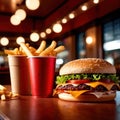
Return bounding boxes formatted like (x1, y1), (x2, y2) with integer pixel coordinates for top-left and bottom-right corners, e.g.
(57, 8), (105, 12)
(42, 0), (101, 35)
(68, 13), (75, 19)
(15, 9), (26, 21)
(30, 32), (40, 42)
(25, 0), (40, 10)
(40, 32), (46, 38)
(93, 0), (99, 4)
(45, 28), (52, 34)
(10, 14), (21, 26)
(62, 18), (67, 24)
(16, 36), (25, 44)
(81, 5), (88, 11)
(53, 23), (62, 33)
(0, 37), (9, 46)
(6, 0), (102, 42)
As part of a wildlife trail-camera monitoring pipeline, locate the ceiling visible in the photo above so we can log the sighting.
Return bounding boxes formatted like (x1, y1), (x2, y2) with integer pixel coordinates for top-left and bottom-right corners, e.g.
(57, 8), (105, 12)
(0, 0), (80, 19)
(0, 0), (120, 48)
(0, 0), (87, 34)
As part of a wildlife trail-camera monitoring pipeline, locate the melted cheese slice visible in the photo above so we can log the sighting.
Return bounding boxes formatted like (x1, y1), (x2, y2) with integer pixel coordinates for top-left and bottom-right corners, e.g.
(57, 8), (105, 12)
(54, 82), (119, 98)
(85, 82), (118, 90)
(67, 90), (89, 98)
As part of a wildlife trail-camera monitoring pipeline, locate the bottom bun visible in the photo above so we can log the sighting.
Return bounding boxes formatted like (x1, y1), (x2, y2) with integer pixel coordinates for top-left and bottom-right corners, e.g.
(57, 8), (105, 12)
(58, 92), (116, 102)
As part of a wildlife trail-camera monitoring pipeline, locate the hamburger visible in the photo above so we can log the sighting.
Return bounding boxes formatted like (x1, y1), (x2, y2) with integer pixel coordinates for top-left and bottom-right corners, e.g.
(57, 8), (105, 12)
(54, 58), (120, 102)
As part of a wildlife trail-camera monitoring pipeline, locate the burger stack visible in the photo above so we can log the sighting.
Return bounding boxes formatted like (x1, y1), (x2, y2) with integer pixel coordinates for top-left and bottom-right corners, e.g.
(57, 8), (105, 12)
(54, 58), (120, 102)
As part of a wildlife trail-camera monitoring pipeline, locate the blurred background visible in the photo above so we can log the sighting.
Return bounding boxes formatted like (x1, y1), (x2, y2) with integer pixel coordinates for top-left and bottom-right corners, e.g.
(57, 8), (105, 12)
(0, 0), (120, 84)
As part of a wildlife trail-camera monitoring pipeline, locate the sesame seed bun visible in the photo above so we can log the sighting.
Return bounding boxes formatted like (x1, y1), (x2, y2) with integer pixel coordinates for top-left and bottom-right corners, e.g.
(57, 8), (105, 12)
(59, 58), (116, 75)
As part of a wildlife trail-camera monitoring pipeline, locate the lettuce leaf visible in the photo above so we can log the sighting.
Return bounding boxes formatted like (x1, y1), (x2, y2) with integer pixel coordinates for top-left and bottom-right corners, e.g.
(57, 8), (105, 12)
(56, 73), (119, 85)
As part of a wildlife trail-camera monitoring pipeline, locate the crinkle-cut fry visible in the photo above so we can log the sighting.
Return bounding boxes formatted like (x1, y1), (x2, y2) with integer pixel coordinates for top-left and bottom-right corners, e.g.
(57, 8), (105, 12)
(53, 46), (65, 53)
(39, 41), (57, 56)
(19, 42), (33, 56)
(35, 40), (46, 54)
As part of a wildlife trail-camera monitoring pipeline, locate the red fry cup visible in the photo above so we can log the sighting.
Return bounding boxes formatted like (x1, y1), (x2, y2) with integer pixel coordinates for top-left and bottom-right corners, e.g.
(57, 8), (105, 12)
(28, 56), (56, 97)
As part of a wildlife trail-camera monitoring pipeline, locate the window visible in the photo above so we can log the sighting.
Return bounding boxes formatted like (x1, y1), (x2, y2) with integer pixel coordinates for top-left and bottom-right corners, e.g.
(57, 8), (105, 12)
(76, 32), (86, 58)
(103, 18), (120, 65)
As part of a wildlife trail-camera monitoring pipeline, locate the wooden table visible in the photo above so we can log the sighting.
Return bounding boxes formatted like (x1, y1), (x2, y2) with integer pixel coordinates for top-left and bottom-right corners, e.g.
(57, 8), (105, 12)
(0, 92), (120, 120)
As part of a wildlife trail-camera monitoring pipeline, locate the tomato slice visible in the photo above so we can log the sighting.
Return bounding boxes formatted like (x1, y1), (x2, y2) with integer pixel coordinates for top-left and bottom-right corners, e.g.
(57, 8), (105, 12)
(67, 79), (90, 84)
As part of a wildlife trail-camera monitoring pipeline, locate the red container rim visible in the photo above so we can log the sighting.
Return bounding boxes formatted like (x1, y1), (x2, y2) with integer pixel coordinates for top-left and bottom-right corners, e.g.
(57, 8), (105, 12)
(27, 56), (56, 58)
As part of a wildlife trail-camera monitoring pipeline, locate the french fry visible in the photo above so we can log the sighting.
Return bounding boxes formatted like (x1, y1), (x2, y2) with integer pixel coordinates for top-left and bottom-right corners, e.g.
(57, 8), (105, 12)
(11, 93), (19, 99)
(53, 46), (65, 54)
(39, 41), (57, 56)
(0, 91), (4, 95)
(4, 49), (16, 55)
(19, 46), (27, 55)
(35, 40), (46, 54)
(4, 40), (65, 57)
(13, 48), (19, 55)
(5, 91), (12, 99)
(0, 85), (7, 91)
(47, 51), (56, 56)
(49, 41), (57, 48)
(0, 85), (20, 101)
(4, 48), (24, 55)
(25, 43), (30, 48)
(1, 94), (6, 100)
(29, 46), (36, 54)
(19, 42), (33, 56)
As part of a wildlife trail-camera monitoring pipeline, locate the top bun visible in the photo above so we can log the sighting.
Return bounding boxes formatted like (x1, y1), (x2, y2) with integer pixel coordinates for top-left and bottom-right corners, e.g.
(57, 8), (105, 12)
(59, 58), (116, 75)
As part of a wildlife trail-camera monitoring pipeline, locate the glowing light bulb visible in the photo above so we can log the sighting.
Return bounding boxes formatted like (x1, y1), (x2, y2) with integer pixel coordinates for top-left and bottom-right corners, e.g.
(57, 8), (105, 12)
(86, 36), (93, 44)
(0, 37), (9, 46)
(46, 28), (52, 34)
(81, 5), (88, 11)
(30, 32), (40, 42)
(93, 0), (99, 4)
(16, 36), (25, 44)
(40, 32), (46, 38)
(10, 14), (21, 25)
(25, 0), (40, 10)
(15, 9), (26, 21)
(62, 18), (67, 24)
(69, 13), (75, 19)
(53, 23), (62, 33)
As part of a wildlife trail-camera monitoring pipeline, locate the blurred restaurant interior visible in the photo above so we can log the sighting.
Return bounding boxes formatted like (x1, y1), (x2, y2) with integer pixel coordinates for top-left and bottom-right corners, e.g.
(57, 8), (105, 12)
(0, 0), (120, 84)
